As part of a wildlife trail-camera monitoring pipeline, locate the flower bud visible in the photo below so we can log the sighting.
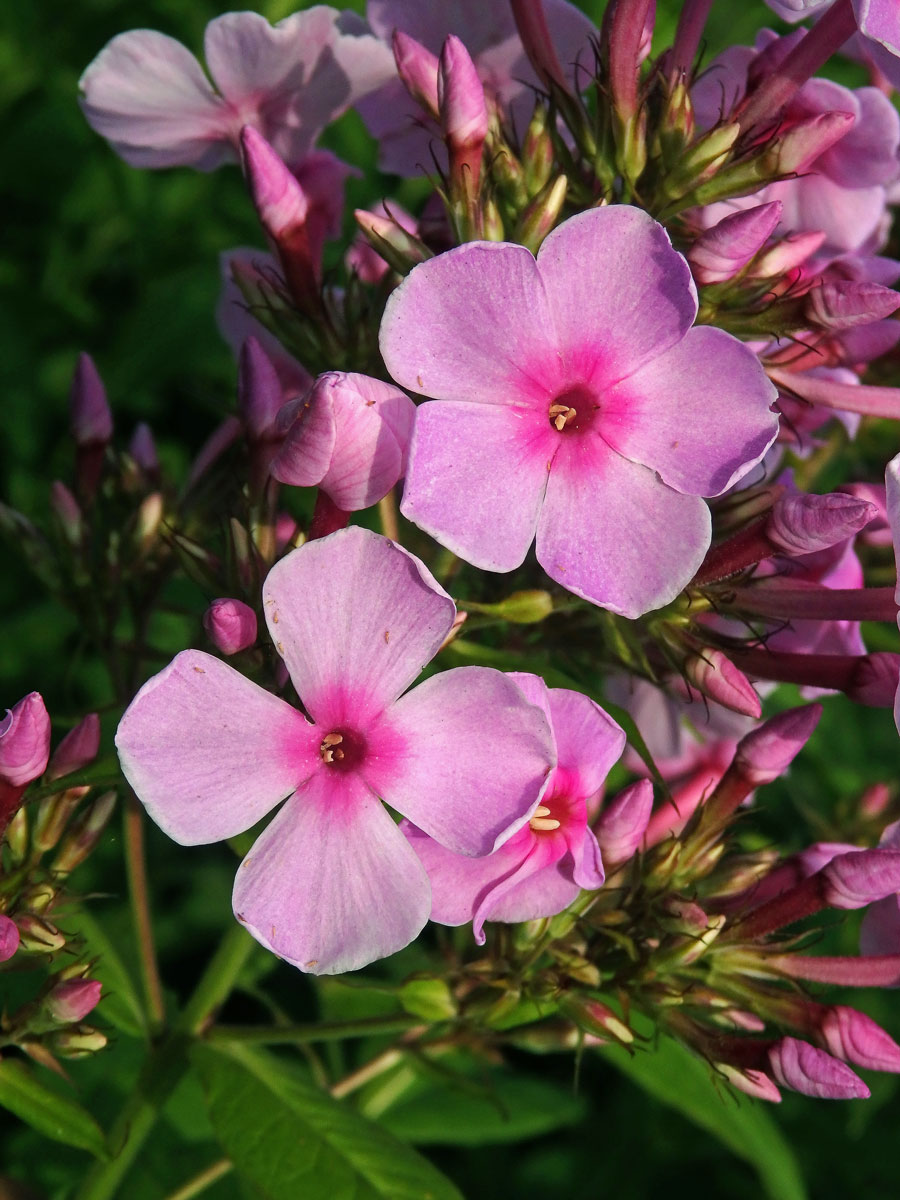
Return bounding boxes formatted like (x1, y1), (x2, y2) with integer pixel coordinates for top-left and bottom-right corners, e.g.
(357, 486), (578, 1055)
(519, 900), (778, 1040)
(350, 204), (428, 280)
(135, 492), (164, 556)
(766, 492), (878, 557)
(0, 915), (19, 963)
(595, 779), (653, 865)
(399, 977), (457, 1021)
(769, 111), (855, 175)
(129, 423), (159, 478)
(46, 978), (102, 1024)
(69, 353), (112, 447)
(682, 650), (761, 718)
(0, 693), (51, 787)
(846, 652), (900, 708)
(688, 202), (782, 284)
(733, 703), (822, 787)
(749, 230), (826, 278)
(716, 1063), (782, 1102)
(806, 279), (900, 332)
(16, 914), (65, 955)
(238, 337), (283, 441)
(392, 30), (439, 117)
(47, 714), (100, 782)
(49, 481), (83, 545)
(558, 995), (634, 1044)
(822, 848), (900, 909)
(820, 1006), (900, 1073)
(522, 102), (554, 194)
(467, 590), (554, 624)
(438, 36), (488, 180)
(510, 0), (572, 93)
(514, 175), (568, 254)
(203, 599), (258, 657)
(768, 1037), (870, 1099)
(50, 1026), (108, 1058)
(51, 790), (117, 875)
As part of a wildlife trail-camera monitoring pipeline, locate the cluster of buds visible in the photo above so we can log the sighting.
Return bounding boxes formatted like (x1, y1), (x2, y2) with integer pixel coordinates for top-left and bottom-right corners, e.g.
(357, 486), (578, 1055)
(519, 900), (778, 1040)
(0, 701), (111, 1067)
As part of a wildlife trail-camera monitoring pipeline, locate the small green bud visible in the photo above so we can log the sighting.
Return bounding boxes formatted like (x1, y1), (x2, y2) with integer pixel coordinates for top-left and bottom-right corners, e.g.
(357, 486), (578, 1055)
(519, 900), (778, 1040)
(398, 977), (457, 1021)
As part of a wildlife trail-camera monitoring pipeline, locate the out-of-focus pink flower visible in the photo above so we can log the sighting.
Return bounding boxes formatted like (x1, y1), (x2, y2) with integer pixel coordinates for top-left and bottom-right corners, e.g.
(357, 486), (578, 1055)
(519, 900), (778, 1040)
(381, 207), (778, 617)
(47, 979), (102, 1024)
(403, 673), (623, 941)
(69, 354), (112, 447)
(116, 528), (555, 974)
(0, 694), (51, 789)
(764, 0), (900, 88)
(359, 0), (596, 174)
(80, 10), (393, 172)
(273, 372), (415, 512)
(203, 599), (258, 657)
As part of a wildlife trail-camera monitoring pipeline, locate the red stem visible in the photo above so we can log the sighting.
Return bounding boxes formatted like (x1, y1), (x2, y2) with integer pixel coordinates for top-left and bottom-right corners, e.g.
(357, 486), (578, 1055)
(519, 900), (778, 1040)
(307, 491), (351, 541)
(729, 584), (898, 623)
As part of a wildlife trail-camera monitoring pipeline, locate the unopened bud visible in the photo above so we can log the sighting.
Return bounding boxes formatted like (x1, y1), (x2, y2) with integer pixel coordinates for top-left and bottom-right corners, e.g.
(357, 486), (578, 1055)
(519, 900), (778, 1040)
(768, 1037), (869, 1099)
(847, 652), (900, 708)
(135, 492), (164, 555)
(750, 230), (826, 278)
(69, 353), (112, 447)
(558, 995), (634, 1044)
(766, 492), (878, 557)
(5, 807), (28, 863)
(688, 202), (783, 285)
(52, 790), (117, 875)
(50, 1026), (108, 1058)
(522, 102), (554, 194)
(806, 279), (900, 332)
(0, 693), (50, 787)
(47, 714), (100, 782)
(203, 598), (258, 657)
(662, 123), (741, 199)
(49, 482), (83, 545)
(392, 30), (439, 117)
(353, 208), (430, 277)
(47, 978), (102, 1024)
(820, 1006), (900, 1073)
(0, 915), (19, 963)
(733, 704), (822, 787)
(17, 914), (65, 955)
(596, 779), (653, 865)
(514, 175), (568, 253)
(129, 423), (159, 478)
(439, 35), (488, 188)
(469, 590), (554, 624)
(19, 882), (57, 915)
(682, 649), (761, 718)
(769, 111), (855, 175)
(398, 977), (457, 1021)
(716, 1063), (782, 1102)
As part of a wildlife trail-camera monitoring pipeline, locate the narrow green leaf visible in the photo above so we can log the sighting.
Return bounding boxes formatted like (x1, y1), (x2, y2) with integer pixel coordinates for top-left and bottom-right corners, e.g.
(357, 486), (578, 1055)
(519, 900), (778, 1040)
(601, 1034), (807, 1200)
(72, 907), (147, 1038)
(0, 1058), (107, 1159)
(192, 1041), (463, 1200)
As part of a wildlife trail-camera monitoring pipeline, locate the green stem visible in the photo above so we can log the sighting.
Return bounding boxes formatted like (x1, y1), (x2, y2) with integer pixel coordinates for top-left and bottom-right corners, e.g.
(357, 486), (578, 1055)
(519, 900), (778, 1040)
(124, 792), (165, 1031)
(207, 1014), (421, 1046)
(164, 1158), (233, 1200)
(74, 925), (254, 1200)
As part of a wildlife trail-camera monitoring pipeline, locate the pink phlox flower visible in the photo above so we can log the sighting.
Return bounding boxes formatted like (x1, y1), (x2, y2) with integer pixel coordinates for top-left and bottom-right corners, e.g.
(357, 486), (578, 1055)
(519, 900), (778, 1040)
(79, 9), (394, 172)
(115, 527), (556, 974)
(358, 0), (596, 174)
(763, 0), (900, 89)
(272, 371), (416, 511)
(402, 672), (624, 942)
(380, 206), (779, 617)
(694, 31), (900, 253)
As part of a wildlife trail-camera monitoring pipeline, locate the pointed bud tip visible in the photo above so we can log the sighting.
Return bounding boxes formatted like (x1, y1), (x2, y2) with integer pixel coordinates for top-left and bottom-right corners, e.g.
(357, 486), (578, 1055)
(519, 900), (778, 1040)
(0, 693), (51, 787)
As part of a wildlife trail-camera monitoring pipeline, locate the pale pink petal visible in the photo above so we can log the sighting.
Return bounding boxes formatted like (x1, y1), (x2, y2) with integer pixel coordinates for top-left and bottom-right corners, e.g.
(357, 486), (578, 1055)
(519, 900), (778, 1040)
(546, 688), (625, 799)
(569, 827), (605, 890)
(203, 11), (334, 106)
(79, 30), (231, 170)
(601, 325), (778, 497)
(402, 821), (531, 926)
(380, 242), (558, 406)
(369, 666), (555, 856)
(473, 840), (575, 939)
(271, 389), (336, 489)
(536, 207), (698, 383)
(233, 771), (430, 974)
(400, 401), (551, 571)
(319, 375), (415, 510)
(262, 527), (455, 725)
(537, 441), (711, 618)
(115, 650), (316, 845)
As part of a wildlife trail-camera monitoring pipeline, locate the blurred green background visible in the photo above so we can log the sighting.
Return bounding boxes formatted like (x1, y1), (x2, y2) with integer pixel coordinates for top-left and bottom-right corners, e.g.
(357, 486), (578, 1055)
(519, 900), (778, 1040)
(2, 1), (900, 1197)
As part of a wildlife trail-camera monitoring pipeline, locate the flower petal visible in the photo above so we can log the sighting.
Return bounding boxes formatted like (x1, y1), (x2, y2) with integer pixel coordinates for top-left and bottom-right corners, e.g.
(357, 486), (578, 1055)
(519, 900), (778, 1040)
(319, 374), (415, 510)
(262, 527), (455, 725)
(472, 840), (575, 940)
(601, 325), (778, 497)
(380, 241), (558, 406)
(369, 666), (555, 856)
(536, 206), (698, 383)
(233, 770), (430, 974)
(537, 439), (710, 616)
(400, 400), (551, 571)
(79, 30), (231, 170)
(115, 650), (315, 845)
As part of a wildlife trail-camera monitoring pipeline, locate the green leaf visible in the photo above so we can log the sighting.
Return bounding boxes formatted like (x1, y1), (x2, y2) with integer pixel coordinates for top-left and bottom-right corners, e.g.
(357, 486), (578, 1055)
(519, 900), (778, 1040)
(0, 1058), (107, 1159)
(601, 1033), (807, 1200)
(72, 906), (147, 1038)
(379, 1066), (585, 1146)
(192, 1041), (463, 1200)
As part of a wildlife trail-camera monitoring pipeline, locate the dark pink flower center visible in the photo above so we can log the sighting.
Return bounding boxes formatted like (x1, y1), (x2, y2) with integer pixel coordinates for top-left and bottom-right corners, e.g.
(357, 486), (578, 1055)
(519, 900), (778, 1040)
(319, 727), (367, 771)
(547, 384), (600, 435)
(529, 795), (566, 835)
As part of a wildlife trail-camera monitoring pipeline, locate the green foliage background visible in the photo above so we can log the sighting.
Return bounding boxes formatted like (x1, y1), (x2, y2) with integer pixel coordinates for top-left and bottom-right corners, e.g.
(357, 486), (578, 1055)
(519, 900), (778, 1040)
(2, 1), (900, 1196)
